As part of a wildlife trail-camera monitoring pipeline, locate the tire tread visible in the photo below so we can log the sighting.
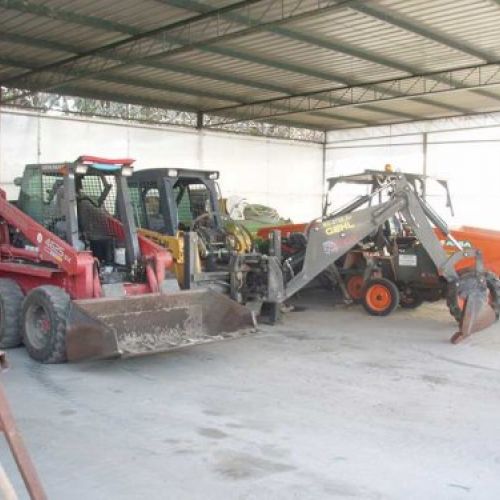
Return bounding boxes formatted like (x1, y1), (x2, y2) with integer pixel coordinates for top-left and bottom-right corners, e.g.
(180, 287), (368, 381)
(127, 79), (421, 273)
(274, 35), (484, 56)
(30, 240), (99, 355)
(22, 286), (70, 364)
(0, 279), (24, 348)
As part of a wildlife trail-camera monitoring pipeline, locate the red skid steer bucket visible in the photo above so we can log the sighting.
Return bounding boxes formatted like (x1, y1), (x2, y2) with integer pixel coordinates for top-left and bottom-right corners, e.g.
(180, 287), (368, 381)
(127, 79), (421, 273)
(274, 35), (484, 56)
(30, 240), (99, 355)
(65, 289), (256, 361)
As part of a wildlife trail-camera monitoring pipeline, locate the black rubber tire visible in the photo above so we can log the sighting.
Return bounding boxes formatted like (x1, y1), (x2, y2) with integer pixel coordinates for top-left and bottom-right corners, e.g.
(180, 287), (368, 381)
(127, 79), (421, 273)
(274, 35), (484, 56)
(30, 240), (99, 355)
(399, 288), (424, 309)
(21, 286), (70, 364)
(447, 270), (500, 324)
(362, 278), (400, 317)
(0, 279), (24, 348)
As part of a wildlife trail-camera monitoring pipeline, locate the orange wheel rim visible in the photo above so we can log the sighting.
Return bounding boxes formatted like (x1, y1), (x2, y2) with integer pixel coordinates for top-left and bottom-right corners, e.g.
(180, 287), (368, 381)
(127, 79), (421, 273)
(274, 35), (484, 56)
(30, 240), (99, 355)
(366, 284), (392, 312)
(347, 275), (364, 300)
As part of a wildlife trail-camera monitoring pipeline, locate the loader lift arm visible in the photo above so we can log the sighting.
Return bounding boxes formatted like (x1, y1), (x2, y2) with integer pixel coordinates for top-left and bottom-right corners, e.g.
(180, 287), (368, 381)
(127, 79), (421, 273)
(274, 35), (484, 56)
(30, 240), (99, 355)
(0, 187), (84, 276)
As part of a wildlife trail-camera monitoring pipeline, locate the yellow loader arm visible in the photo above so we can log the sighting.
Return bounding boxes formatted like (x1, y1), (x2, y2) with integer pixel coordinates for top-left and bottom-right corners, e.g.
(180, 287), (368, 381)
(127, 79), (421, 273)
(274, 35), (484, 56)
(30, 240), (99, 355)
(138, 228), (203, 286)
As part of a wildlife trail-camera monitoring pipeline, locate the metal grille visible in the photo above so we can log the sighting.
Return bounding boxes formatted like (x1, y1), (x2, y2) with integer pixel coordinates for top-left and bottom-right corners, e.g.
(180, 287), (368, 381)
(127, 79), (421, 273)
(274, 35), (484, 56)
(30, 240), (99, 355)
(79, 174), (117, 214)
(1, 91), (323, 142)
(18, 167), (123, 243)
(18, 166), (66, 230)
(175, 183), (210, 226)
(77, 174), (120, 241)
(128, 184), (146, 228)
(41, 173), (64, 230)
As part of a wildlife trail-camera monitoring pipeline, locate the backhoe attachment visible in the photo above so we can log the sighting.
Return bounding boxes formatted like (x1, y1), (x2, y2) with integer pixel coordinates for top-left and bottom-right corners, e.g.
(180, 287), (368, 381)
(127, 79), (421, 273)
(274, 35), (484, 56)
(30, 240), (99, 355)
(266, 175), (500, 342)
(448, 271), (499, 343)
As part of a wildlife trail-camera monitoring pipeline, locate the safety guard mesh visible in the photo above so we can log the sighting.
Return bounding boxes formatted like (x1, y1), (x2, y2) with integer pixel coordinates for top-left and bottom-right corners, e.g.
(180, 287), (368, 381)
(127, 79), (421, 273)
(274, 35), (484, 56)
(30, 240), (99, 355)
(18, 164), (121, 242)
(127, 180), (159, 229)
(77, 174), (120, 241)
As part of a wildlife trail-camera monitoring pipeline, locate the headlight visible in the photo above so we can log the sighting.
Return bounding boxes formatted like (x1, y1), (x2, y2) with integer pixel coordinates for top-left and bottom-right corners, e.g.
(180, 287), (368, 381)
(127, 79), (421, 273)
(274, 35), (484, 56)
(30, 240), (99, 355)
(208, 171), (219, 180)
(75, 164), (88, 174)
(167, 169), (178, 177)
(121, 165), (134, 177)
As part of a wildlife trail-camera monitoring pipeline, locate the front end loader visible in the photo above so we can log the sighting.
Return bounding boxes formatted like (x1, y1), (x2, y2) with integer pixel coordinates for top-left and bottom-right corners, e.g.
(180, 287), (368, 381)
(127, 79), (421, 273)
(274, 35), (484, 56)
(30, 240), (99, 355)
(0, 157), (254, 363)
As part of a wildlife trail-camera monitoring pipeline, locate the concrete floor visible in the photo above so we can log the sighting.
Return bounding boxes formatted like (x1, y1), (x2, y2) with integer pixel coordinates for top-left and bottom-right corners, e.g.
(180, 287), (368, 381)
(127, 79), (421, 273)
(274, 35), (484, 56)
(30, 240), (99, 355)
(2, 291), (500, 499)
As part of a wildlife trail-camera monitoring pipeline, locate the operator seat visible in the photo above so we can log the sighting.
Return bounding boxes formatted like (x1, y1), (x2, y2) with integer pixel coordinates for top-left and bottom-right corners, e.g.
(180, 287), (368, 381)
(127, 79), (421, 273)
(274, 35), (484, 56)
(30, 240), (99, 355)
(77, 197), (116, 263)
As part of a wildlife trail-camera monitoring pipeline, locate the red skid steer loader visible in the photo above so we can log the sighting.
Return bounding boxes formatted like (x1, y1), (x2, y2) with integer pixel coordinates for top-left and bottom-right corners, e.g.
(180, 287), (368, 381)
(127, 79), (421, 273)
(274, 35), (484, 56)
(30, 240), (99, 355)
(0, 156), (254, 363)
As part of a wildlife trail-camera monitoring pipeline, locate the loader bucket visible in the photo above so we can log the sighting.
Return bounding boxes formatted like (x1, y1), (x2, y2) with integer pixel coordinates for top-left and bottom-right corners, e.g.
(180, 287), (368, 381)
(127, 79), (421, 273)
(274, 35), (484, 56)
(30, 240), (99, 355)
(450, 274), (498, 344)
(65, 289), (256, 361)
(451, 289), (497, 344)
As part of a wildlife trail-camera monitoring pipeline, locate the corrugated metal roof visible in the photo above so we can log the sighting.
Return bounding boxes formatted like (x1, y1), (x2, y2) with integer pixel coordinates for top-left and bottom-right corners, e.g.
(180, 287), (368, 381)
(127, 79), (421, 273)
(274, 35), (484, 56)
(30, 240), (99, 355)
(1, 0), (500, 132)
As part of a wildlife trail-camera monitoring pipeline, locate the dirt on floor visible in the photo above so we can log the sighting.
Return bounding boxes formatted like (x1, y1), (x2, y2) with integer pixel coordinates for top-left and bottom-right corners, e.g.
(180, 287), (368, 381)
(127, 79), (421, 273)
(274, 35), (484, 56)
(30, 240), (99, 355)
(2, 290), (500, 499)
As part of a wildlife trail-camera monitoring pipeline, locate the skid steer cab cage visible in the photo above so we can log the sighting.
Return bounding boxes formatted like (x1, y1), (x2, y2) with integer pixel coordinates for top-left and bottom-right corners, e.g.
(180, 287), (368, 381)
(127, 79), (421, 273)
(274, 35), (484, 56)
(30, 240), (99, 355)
(263, 176), (497, 342)
(126, 168), (266, 306)
(4, 156), (171, 299)
(127, 167), (223, 237)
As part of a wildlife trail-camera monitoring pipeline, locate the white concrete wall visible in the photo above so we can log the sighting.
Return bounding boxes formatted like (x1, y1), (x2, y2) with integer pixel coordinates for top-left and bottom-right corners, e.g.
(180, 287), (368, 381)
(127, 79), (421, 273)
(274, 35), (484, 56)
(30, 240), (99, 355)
(0, 108), (324, 222)
(326, 114), (500, 230)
